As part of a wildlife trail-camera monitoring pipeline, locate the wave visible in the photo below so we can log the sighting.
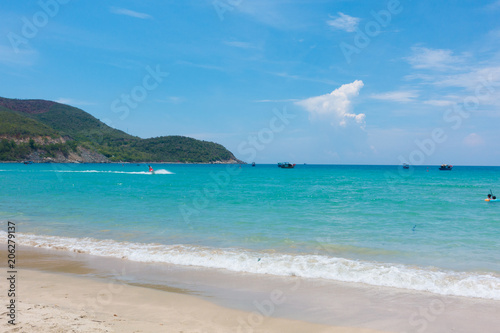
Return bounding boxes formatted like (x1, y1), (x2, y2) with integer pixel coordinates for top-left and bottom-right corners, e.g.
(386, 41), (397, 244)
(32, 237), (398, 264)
(44, 169), (173, 175)
(2, 231), (499, 300)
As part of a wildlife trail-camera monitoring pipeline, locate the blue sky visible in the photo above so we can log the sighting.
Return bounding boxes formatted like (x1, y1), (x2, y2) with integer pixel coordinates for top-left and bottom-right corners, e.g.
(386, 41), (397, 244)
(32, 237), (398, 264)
(1, 0), (500, 165)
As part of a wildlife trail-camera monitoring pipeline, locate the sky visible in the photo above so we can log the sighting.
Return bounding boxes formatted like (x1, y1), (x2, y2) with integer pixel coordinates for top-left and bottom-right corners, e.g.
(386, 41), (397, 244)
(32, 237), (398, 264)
(1, 0), (500, 165)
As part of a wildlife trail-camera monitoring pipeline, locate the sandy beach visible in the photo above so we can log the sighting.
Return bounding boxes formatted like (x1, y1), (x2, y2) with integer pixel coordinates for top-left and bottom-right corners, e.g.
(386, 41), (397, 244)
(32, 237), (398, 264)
(1, 269), (386, 333)
(1, 246), (499, 332)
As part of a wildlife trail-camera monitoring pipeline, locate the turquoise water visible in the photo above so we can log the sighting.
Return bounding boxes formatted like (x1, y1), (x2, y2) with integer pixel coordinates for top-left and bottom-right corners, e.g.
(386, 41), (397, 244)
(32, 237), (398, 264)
(1, 163), (499, 299)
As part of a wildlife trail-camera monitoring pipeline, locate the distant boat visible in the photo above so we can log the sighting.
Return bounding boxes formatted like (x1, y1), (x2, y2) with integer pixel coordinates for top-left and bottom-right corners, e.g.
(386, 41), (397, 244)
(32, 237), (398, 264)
(402, 163), (409, 169)
(252, 162), (256, 167)
(278, 162), (296, 169)
(23, 161), (34, 165)
(439, 164), (453, 170)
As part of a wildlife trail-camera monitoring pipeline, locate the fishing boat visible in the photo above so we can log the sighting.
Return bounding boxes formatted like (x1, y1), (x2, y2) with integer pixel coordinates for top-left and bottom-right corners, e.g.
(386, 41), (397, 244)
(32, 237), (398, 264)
(278, 162), (296, 169)
(439, 164), (452, 170)
(252, 162), (256, 167)
(402, 163), (409, 169)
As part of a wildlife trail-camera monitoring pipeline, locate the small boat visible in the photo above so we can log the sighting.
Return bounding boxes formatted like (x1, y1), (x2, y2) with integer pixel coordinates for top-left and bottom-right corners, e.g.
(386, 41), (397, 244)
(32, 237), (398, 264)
(439, 164), (453, 170)
(278, 162), (296, 169)
(23, 161), (34, 164)
(252, 162), (256, 167)
(402, 163), (409, 169)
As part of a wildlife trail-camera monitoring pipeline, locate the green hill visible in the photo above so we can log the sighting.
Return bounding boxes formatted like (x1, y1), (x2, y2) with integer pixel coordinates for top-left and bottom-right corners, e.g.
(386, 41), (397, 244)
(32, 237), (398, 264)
(133, 136), (237, 163)
(0, 109), (59, 137)
(0, 97), (241, 163)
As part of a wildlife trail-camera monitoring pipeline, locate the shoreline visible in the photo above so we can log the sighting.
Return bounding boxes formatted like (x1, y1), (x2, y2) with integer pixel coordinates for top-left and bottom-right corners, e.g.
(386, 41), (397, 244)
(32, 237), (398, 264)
(1, 246), (499, 332)
(2, 269), (383, 333)
(1, 247), (389, 333)
(4, 231), (500, 301)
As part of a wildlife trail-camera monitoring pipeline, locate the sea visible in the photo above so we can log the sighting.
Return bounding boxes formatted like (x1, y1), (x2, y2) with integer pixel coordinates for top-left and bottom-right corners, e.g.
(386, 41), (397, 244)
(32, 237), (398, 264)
(1, 163), (499, 300)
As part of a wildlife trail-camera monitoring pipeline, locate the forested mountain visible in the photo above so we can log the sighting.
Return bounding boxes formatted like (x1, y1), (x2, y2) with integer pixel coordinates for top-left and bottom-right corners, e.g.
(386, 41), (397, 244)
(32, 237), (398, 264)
(0, 97), (241, 163)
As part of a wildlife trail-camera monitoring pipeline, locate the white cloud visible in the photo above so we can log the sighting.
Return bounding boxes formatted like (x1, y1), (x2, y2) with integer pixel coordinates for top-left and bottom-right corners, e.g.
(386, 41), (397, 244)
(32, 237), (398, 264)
(223, 41), (258, 49)
(406, 47), (467, 71)
(370, 90), (419, 103)
(295, 80), (365, 127)
(327, 12), (360, 33)
(463, 133), (485, 147)
(405, 47), (500, 107)
(110, 7), (152, 20)
(403, 73), (436, 82)
(230, 1), (290, 30)
(434, 66), (500, 91)
(423, 100), (456, 107)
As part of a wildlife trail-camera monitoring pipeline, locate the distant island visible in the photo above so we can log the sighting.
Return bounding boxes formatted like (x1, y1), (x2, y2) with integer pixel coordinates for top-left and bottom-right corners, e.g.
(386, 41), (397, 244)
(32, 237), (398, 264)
(0, 97), (243, 164)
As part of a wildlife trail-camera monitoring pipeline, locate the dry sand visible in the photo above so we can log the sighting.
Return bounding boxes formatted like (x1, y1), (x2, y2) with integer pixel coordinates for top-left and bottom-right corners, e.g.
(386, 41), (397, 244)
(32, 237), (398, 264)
(1, 246), (499, 332)
(0, 269), (388, 333)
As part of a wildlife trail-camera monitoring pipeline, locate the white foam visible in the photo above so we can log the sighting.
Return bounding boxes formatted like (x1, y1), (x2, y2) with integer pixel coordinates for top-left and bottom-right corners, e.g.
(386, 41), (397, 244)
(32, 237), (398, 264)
(2, 231), (499, 300)
(45, 169), (173, 175)
(152, 169), (173, 174)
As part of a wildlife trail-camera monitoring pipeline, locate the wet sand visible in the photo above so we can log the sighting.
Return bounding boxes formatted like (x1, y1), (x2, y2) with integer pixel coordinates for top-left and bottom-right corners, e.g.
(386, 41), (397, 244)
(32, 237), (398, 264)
(1, 246), (499, 332)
